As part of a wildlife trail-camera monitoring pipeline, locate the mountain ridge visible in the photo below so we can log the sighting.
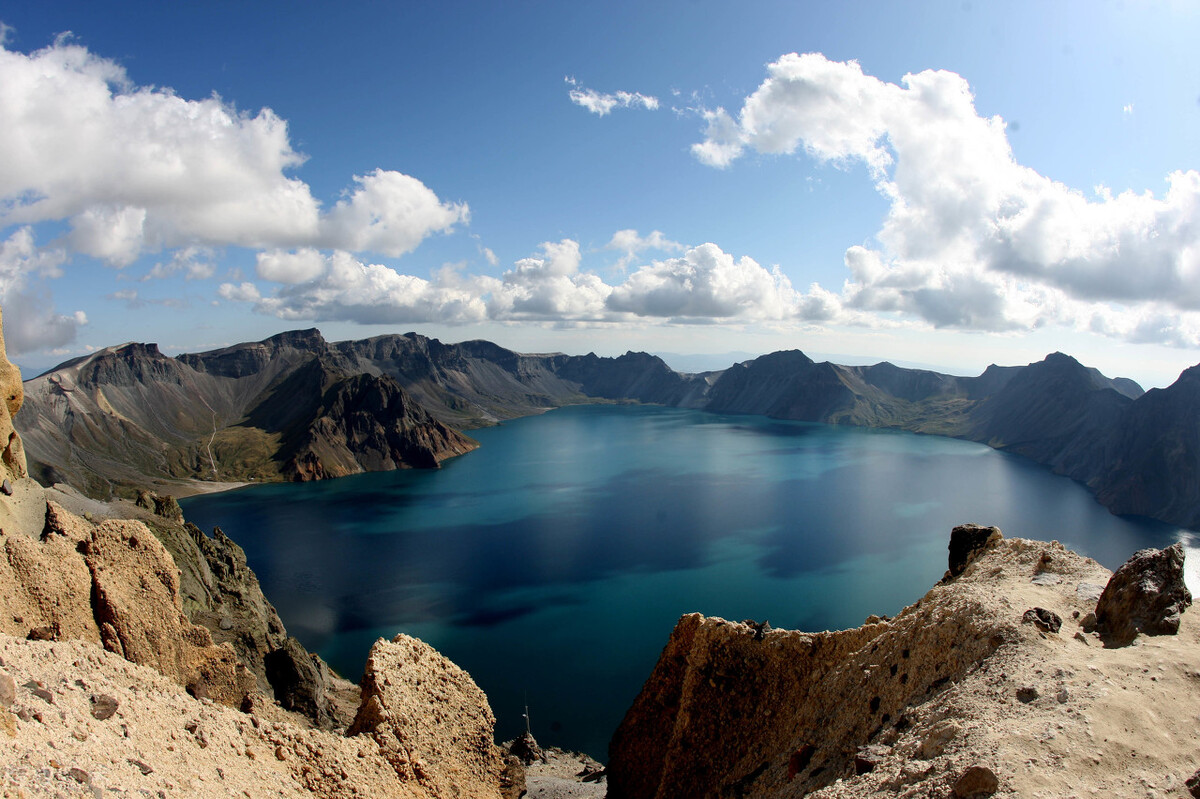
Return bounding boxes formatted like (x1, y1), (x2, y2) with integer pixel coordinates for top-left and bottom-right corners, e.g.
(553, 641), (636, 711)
(20, 328), (1200, 529)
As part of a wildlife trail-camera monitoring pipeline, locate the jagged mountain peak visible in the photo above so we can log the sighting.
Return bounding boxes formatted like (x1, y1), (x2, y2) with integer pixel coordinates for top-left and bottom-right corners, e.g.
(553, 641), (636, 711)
(17, 328), (1194, 530)
(1173, 362), (1200, 385)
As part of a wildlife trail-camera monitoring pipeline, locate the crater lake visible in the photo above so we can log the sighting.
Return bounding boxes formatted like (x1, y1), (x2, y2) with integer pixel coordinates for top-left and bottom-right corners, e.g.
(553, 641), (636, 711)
(179, 404), (1190, 758)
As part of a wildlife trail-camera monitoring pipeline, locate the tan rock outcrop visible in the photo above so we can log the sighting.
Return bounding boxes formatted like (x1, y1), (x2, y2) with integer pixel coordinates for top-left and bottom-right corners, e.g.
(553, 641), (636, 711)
(0, 633), (434, 798)
(608, 533), (1200, 798)
(1, 501), (255, 706)
(349, 634), (508, 799)
(0, 305), (26, 482)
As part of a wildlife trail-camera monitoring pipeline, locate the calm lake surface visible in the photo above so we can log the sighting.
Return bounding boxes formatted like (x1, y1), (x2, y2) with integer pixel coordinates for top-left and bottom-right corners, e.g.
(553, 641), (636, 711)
(180, 404), (1188, 758)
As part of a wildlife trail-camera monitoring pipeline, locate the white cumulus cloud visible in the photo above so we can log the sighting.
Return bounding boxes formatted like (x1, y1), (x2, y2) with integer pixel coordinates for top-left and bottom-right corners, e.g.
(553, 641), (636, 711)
(224, 235), (851, 330)
(692, 52), (1200, 347)
(255, 248), (328, 285)
(489, 239), (612, 320)
(250, 251), (490, 325)
(607, 243), (801, 321)
(218, 282), (262, 303)
(606, 229), (684, 271)
(0, 35), (466, 265)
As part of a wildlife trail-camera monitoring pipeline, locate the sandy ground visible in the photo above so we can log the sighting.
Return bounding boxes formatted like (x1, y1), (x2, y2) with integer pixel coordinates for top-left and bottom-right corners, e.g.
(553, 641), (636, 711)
(524, 748), (606, 799)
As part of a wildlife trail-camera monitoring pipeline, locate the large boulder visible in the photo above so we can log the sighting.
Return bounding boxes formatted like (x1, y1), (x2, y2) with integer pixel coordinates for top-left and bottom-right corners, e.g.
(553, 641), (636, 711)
(349, 634), (510, 799)
(1094, 543), (1191, 646)
(263, 635), (335, 728)
(946, 523), (1003, 580)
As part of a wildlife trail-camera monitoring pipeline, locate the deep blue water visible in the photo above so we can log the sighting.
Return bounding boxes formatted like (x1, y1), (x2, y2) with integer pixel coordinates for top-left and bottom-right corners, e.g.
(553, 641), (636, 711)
(180, 404), (1187, 758)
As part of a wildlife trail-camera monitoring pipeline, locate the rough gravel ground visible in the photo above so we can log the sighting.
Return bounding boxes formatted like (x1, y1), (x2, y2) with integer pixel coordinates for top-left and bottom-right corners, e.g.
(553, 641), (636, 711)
(0, 635), (431, 799)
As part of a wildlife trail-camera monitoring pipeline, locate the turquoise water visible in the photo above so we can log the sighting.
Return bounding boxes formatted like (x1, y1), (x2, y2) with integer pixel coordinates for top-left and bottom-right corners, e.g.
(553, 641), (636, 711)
(180, 404), (1184, 758)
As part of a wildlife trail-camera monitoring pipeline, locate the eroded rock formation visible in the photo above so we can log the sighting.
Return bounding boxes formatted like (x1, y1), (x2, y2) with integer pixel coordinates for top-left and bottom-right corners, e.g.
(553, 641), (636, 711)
(348, 634), (510, 799)
(1, 502), (255, 705)
(608, 533), (1198, 798)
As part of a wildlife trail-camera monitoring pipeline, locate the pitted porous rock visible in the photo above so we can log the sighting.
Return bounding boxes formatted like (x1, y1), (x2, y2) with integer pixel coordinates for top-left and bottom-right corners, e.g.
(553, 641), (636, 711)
(349, 634), (507, 799)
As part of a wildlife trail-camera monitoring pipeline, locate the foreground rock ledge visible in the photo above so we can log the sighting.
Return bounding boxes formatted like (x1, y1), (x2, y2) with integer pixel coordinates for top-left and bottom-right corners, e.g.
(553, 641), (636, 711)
(348, 634), (508, 799)
(608, 533), (1199, 798)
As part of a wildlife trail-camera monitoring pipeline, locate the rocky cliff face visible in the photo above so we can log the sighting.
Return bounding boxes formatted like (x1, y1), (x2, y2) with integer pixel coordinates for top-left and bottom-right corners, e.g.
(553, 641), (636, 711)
(1, 502), (257, 705)
(696, 349), (1200, 529)
(0, 308), (519, 797)
(19, 331), (481, 497)
(608, 530), (1199, 798)
(282, 371), (477, 481)
(128, 491), (350, 729)
(336, 333), (706, 425)
(1092, 365), (1200, 528)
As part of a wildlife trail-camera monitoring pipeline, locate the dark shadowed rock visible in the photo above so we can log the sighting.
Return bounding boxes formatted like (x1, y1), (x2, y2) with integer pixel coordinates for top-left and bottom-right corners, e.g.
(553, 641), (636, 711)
(1187, 768), (1200, 798)
(1022, 608), (1062, 633)
(854, 744), (889, 775)
(508, 731), (546, 765)
(263, 636), (335, 729)
(89, 693), (119, 720)
(947, 524), (1003, 579)
(1095, 543), (1191, 646)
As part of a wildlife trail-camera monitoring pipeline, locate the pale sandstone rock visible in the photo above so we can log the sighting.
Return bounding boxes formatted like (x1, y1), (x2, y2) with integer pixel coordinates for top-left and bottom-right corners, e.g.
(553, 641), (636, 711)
(0, 501), (254, 706)
(0, 306), (25, 482)
(608, 535), (1200, 799)
(349, 634), (507, 799)
(0, 634), (431, 799)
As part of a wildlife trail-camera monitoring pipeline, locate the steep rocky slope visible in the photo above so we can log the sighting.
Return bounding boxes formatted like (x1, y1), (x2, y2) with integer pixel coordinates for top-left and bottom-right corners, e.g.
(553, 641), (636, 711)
(122, 491), (350, 728)
(608, 528), (1200, 798)
(19, 331), (480, 496)
(1092, 364), (1200, 528)
(0, 308), (521, 798)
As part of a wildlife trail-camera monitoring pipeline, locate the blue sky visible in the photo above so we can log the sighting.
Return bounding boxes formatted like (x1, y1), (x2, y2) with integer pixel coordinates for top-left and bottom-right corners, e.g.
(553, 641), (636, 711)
(2, 1), (1199, 387)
